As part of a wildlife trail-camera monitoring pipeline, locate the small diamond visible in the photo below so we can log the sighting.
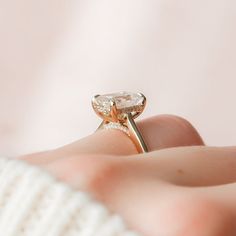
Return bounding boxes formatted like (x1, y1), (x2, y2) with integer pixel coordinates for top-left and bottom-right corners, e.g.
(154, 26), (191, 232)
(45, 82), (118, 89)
(102, 122), (130, 135)
(92, 92), (146, 121)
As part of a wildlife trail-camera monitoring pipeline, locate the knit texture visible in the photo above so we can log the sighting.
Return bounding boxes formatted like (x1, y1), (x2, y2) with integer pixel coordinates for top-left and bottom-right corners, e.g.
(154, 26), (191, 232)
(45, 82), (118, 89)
(0, 157), (140, 236)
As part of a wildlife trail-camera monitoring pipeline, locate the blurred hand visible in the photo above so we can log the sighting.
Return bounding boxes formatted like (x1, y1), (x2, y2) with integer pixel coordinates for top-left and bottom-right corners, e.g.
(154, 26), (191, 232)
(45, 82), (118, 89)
(21, 115), (236, 236)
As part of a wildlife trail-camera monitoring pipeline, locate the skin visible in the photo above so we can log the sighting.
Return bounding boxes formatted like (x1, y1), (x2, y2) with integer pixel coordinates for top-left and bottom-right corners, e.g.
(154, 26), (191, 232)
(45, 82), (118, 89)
(21, 115), (236, 236)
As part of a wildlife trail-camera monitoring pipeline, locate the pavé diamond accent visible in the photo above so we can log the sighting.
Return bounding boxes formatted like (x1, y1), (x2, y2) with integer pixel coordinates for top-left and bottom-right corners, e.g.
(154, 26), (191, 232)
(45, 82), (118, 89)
(102, 122), (130, 135)
(92, 92), (146, 122)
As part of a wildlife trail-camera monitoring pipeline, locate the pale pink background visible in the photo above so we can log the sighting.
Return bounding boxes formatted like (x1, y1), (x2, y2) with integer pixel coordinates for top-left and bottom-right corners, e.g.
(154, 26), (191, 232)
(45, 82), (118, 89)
(0, 0), (236, 157)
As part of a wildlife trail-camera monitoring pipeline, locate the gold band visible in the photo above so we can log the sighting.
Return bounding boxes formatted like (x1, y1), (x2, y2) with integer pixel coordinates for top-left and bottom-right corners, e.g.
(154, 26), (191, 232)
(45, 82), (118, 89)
(126, 113), (148, 153)
(96, 113), (148, 153)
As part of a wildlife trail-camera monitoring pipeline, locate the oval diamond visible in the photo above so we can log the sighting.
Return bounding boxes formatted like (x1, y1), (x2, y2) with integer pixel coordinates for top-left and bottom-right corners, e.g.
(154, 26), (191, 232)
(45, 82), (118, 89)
(92, 92), (146, 121)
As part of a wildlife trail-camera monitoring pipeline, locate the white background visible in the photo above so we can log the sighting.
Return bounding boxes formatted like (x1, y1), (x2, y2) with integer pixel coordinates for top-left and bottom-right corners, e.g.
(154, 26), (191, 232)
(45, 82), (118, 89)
(0, 0), (236, 156)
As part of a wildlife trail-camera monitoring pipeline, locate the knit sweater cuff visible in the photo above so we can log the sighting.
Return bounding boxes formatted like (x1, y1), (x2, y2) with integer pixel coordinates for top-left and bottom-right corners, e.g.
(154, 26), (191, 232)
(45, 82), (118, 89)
(0, 157), (140, 236)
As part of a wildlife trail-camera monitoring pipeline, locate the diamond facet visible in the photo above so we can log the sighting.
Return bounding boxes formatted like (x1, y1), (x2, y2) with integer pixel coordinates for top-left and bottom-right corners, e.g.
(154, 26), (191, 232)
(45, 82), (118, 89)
(92, 92), (146, 122)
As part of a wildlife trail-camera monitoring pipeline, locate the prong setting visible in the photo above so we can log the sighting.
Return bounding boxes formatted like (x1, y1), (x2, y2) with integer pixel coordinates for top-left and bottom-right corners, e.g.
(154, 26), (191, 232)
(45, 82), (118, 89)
(110, 100), (119, 122)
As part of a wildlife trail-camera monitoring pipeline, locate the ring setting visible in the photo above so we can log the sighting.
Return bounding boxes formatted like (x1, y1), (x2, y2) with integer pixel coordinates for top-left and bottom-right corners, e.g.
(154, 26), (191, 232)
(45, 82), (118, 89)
(92, 92), (148, 153)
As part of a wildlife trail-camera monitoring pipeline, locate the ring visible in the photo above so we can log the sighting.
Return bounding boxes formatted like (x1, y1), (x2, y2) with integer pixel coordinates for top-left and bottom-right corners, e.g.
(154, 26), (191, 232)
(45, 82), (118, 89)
(91, 91), (148, 153)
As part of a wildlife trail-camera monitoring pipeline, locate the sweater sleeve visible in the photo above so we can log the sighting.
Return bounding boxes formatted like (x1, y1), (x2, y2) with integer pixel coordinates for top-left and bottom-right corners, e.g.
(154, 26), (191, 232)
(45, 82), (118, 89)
(0, 157), (140, 236)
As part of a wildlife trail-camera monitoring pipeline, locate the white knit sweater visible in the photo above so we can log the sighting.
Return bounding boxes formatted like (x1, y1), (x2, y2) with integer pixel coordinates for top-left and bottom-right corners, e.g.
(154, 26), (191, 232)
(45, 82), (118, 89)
(0, 157), (140, 236)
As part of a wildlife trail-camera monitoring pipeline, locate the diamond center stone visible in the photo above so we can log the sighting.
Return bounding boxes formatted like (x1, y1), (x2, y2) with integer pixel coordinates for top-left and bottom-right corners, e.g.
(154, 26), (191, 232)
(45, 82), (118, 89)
(92, 92), (146, 121)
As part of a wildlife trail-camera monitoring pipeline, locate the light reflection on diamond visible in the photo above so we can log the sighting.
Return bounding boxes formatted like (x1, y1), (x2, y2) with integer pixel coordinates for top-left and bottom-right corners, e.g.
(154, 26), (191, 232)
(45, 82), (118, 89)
(92, 92), (145, 121)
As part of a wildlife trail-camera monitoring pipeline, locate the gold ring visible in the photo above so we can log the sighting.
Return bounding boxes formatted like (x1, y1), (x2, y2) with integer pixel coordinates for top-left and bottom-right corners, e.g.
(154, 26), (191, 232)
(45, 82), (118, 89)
(92, 92), (148, 153)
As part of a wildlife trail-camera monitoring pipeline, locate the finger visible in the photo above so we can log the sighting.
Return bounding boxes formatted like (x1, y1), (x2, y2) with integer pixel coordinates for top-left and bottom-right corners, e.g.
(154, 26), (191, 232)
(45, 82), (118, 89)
(45, 151), (236, 235)
(136, 146), (236, 187)
(52, 115), (204, 156)
(137, 115), (204, 150)
(21, 115), (204, 164)
(55, 146), (236, 193)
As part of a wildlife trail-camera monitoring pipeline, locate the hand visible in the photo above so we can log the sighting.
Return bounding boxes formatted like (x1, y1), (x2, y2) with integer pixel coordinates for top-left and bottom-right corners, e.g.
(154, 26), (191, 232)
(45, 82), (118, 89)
(21, 115), (236, 236)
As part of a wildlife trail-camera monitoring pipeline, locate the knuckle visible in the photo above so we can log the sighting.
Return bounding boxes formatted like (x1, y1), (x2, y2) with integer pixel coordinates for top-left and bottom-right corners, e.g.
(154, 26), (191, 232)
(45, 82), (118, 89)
(53, 155), (121, 199)
(82, 156), (121, 197)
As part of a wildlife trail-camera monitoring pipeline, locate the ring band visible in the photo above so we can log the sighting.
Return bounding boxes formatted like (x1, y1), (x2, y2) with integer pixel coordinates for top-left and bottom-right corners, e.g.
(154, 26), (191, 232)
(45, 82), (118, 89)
(92, 92), (148, 153)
